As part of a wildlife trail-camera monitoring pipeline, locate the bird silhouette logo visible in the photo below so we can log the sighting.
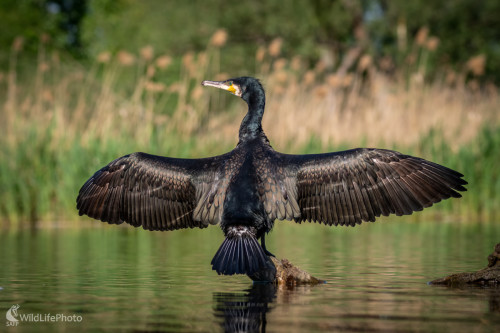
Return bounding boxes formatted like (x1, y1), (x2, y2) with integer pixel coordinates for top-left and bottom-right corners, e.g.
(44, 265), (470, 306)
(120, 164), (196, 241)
(6, 304), (20, 324)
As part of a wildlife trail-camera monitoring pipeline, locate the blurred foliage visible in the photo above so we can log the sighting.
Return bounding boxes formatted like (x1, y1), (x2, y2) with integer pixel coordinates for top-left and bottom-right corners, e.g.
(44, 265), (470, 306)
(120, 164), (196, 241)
(0, 0), (87, 61)
(1, 1), (500, 225)
(373, 0), (500, 82)
(0, 0), (57, 63)
(79, 0), (500, 83)
(1, 0), (499, 82)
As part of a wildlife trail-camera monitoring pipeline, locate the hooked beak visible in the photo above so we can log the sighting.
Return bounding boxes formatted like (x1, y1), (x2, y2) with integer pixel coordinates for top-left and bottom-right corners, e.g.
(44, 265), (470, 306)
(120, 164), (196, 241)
(201, 80), (241, 97)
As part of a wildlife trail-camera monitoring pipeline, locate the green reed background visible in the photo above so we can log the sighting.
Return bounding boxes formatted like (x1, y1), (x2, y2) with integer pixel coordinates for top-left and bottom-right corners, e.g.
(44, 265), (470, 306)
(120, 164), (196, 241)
(0, 32), (499, 226)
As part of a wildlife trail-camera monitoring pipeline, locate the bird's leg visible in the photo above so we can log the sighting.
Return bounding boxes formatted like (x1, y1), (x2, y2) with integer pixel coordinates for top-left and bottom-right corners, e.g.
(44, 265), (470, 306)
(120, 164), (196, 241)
(260, 233), (275, 257)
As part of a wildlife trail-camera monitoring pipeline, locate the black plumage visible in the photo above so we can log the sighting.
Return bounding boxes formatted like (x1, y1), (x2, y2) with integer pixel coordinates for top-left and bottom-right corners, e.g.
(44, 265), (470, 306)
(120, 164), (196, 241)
(77, 76), (467, 277)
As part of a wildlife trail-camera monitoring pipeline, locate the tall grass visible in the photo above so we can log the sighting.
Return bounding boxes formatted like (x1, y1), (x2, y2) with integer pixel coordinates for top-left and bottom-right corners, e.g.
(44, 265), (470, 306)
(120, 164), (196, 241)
(0, 31), (499, 226)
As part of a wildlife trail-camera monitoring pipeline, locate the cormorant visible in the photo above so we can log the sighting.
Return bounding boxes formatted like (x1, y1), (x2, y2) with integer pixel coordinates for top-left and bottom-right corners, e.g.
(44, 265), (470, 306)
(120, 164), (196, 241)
(77, 76), (467, 277)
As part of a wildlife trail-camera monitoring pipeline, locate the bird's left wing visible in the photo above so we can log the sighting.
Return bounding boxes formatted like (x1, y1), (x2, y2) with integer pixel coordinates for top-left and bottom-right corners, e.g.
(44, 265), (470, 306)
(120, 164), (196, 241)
(271, 148), (467, 226)
(77, 151), (230, 231)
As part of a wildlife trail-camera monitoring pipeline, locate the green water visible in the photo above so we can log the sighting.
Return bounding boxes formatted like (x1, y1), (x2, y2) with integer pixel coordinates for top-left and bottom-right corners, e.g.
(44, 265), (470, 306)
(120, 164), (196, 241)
(1, 220), (499, 332)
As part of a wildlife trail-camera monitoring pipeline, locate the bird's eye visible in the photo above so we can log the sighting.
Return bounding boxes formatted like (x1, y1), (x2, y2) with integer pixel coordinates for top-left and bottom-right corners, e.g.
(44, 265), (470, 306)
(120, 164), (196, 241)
(228, 82), (233, 86)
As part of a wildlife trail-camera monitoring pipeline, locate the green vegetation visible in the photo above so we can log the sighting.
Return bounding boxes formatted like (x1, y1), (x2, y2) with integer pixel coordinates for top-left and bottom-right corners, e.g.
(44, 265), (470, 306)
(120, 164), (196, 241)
(0, 35), (499, 225)
(2, 1), (500, 82)
(0, 2), (499, 226)
(79, 0), (500, 83)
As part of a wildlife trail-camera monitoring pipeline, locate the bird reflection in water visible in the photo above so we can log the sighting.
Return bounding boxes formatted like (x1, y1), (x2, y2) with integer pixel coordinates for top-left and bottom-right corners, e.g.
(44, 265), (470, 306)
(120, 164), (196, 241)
(213, 283), (277, 333)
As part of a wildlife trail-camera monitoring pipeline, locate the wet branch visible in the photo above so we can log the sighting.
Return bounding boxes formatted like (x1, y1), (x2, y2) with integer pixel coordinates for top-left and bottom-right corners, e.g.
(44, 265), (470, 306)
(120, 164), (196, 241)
(430, 243), (500, 286)
(248, 256), (325, 285)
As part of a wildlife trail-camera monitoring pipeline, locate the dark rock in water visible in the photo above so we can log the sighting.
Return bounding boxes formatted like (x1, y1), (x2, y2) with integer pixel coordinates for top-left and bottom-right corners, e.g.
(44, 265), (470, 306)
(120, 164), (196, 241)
(271, 257), (325, 286)
(248, 255), (277, 282)
(429, 243), (500, 286)
(248, 256), (325, 285)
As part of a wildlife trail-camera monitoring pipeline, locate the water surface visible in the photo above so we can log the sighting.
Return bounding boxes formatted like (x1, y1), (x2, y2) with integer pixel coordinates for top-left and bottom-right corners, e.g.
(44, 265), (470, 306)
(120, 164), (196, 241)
(1, 220), (499, 332)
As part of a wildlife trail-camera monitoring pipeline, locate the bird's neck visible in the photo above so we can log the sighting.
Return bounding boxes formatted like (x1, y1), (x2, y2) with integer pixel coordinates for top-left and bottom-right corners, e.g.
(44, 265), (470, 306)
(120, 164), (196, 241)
(239, 92), (265, 141)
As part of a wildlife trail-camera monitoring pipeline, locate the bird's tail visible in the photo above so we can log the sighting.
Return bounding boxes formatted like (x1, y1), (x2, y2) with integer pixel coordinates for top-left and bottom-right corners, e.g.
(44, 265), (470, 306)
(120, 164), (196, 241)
(211, 226), (269, 276)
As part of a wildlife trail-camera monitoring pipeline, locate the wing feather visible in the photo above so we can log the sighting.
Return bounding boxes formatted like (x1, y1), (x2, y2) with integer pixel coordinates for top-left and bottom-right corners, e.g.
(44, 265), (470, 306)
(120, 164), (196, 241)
(273, 148), (466, 226)
(77, 152), (230, 231)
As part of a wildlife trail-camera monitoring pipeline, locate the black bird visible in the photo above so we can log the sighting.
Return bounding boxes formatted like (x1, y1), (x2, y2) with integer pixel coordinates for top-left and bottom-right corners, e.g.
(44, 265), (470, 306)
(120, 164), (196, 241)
(77, 76), (467, 277)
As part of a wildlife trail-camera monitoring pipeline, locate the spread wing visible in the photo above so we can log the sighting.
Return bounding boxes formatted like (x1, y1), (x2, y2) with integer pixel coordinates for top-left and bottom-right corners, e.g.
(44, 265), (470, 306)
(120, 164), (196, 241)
(77, 151), (231, 231)
(269, 148), (467, 226)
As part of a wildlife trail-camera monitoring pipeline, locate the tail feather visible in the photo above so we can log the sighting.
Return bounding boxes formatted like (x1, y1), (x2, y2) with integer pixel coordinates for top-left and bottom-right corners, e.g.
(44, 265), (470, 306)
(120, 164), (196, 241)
(243, 237), (253, 273)
(211, 226), (268, 276)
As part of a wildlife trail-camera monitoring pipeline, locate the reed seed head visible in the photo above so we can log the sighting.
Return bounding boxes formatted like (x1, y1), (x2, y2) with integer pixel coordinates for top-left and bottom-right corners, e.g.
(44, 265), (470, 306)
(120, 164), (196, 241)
(117, 51), (136, 66)
(97, 51), (111, 63)
(140, 45), (154, 61)
(466, 54), (486, 76)
(268, 38), (283, 57)
(146, 64), (155, 78)
(210, 29), (228, 47)
(358, 54), (372, 72)
(415, 27), (429, 46)
(426, 37), (439, 51)
(303, 70), (315, 86)
(256, 46), (266, 62)
(156, 55), (172, 69)
(273, 58), (287, 71)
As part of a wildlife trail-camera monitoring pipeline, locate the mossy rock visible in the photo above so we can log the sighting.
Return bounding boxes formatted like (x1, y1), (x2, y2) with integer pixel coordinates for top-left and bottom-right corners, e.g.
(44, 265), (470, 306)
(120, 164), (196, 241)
(430, 243), (500, 287)
(249, 256), (325, 285)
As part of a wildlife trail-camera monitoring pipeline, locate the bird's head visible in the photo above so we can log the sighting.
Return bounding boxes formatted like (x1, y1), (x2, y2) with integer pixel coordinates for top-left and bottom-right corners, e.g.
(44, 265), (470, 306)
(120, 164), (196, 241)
(201, 77), (263, 103)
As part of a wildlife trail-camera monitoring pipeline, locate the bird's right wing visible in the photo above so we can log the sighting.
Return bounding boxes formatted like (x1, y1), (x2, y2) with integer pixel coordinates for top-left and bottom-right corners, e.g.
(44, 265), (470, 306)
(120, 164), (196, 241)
(77, 151), (232, 231)
(271, 148), (467, 226)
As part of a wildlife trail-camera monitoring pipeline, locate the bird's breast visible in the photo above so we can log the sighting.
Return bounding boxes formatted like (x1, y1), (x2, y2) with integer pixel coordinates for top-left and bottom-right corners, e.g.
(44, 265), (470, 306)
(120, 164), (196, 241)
(220, 151), (268, 230)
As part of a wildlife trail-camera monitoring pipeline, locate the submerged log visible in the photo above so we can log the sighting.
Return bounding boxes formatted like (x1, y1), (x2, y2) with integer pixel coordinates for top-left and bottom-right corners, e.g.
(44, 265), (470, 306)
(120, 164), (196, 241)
(429, 243), (500, 286)
(248, 256), (325, 285)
